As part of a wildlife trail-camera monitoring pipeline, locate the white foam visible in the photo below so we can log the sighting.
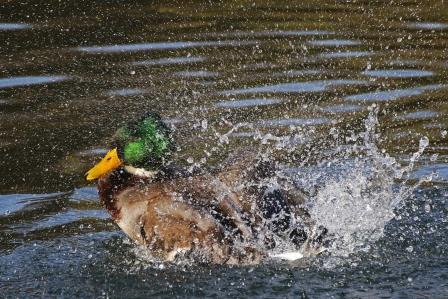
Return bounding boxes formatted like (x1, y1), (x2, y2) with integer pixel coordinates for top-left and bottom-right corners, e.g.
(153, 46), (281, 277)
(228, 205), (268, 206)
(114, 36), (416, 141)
(270, 251), (304, 261)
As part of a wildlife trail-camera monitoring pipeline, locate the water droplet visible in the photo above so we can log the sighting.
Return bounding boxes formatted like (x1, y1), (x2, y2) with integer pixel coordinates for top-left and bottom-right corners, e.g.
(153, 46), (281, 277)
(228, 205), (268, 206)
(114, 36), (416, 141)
(419, 136), (429, 149)
(430, 154), (438, 162)
(201, 119), (208, 130)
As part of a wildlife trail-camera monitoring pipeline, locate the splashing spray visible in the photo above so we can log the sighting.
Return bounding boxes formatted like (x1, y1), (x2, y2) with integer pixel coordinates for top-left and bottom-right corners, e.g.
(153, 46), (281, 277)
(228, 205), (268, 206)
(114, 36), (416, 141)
(308, 108), (432, 257)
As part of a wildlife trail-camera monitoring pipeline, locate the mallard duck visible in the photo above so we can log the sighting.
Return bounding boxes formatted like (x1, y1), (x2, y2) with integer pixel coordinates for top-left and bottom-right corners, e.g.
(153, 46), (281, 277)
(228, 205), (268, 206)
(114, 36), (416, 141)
(86, 113), (323, 265)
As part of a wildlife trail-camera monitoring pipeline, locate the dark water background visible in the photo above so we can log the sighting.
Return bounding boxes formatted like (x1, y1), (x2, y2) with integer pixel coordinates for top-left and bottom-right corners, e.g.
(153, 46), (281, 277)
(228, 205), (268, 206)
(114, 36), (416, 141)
(1, 1), (447, 297)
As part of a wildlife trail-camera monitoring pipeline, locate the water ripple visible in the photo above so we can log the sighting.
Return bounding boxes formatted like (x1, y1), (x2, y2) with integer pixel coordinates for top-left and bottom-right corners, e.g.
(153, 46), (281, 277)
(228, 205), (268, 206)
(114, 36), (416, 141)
(0, 23), (32, 30)
(0, 192), (65, 216)
(0, 76), (69, 89)
(221, 79), (367, 95)
(199, 30), (334, 38)
(273, 69), (322, 77)
(105, 88), (147, 97)
(308, 39), (361, 46)
(411, 164), (448, 182)
(396, 110), (439, 120)
(131, 56), (206, 66)
(174, 71), (219, 78)
(408, 22), (448, 30)
(215, 98), (282, 108)
(362, 69), (433, 78)
(76, 40), (259, 54)
(257, 117), (332, 127)
(345, 84), (448, 102)
(320, 51), (374, 58)
(321, 104), (365, 113)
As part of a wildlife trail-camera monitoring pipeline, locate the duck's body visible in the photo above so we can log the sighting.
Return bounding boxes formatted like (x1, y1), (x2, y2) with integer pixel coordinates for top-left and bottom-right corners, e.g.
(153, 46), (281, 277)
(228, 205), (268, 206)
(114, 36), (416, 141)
(87, 113), (323, 265)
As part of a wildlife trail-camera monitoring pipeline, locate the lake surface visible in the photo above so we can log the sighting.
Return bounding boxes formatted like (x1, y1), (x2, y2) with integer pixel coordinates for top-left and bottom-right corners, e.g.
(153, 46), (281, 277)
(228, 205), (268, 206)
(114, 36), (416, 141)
(1, 0), (447, 297)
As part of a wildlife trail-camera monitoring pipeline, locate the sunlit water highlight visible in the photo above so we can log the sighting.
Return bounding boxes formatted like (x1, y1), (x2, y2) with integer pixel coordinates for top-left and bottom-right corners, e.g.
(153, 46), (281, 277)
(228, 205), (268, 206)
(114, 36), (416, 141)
(307, 39), (361, 47)
(362, 69), (434, 78)
(345, 84), (448, 101)
(131, 56), (207, 66)
(0, 76), (69, 89)
(76, 40), (259, 53)
(215, 98), (283, 108)
(319, 51), (374, 59)
(408, 22), (448, 30)
(0, 23), (32, 30)
(221, 79), (367, 95)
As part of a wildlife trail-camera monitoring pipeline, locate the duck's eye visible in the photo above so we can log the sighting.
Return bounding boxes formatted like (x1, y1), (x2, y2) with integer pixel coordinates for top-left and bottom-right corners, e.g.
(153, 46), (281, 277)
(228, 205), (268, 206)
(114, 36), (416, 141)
(107, 157), (112, 161)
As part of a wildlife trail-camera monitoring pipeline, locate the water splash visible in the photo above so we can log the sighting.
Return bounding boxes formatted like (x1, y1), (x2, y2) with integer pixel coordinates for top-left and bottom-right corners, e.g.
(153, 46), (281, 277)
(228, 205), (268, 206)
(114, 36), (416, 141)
(305, 109), (432, 257)
(122, 109), (434, 266)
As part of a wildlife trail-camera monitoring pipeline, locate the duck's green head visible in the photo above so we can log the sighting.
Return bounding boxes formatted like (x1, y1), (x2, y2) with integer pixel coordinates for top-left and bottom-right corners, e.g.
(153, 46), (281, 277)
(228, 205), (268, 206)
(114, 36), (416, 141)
(86, 113), (174, 181)
(114, 113), (174, 168)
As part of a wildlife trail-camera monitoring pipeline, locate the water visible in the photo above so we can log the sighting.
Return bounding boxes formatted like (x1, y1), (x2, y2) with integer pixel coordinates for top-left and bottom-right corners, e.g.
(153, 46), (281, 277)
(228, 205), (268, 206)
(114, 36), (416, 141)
(0, 23), (32, 30)
(362, 69), (434, 78)
(408, 22), (448, 30)
(1, 0), (448, 297)
(307, 39), (362, 47)
(131, 56), (207, 66)
(215, 98), (283, 109)
(0, 76), (69, 89)
(221, 80), (367, 95)
(345, 84), (448, 102)
(76, 40), (259, 53)
(105, 88), (147, 97)
(319, 51), (375, 59)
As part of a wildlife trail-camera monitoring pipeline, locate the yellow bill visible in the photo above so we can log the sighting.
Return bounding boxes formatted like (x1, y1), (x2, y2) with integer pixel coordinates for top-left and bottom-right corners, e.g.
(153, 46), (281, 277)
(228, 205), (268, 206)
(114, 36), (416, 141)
(85, 148), (122, 181)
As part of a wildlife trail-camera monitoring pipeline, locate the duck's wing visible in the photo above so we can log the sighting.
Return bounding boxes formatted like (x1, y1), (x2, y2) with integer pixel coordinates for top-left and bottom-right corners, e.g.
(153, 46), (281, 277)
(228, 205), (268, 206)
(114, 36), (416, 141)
(113, 182), (235, 262)
(168, 174), (257, 241)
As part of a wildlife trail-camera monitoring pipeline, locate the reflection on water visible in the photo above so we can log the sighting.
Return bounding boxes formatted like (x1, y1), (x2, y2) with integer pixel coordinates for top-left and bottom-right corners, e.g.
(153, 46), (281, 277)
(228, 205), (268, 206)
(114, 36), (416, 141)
(396, 110), (439, 120)
(76, 148), (108, 157)
(0, 192), (63, 216)
(0, 75), (69, 89)
(307, 39), (361, 46)
(76, 40), (259, 53)
(1, 0), (448, 297)
(202, 30), (334, 38)
(221, 80), (367, 95)
(215, 98), (282, 108)
(227, 131), (259, 138)
(408, 22), (448, 30)
(132, 56), (207, 66)
(273, 69), (322, 77)
(410, 163), (448, 182)
(362, 69), (433, 78)
(321, 104), (365, 113)
(319, 51), (374, 59)
(174, 70), (219, 78)
(257, 117), (332, 127)
(0, 23), (31, 30)
(105, 88), (147, 97)
(345, 84), (448, 101)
